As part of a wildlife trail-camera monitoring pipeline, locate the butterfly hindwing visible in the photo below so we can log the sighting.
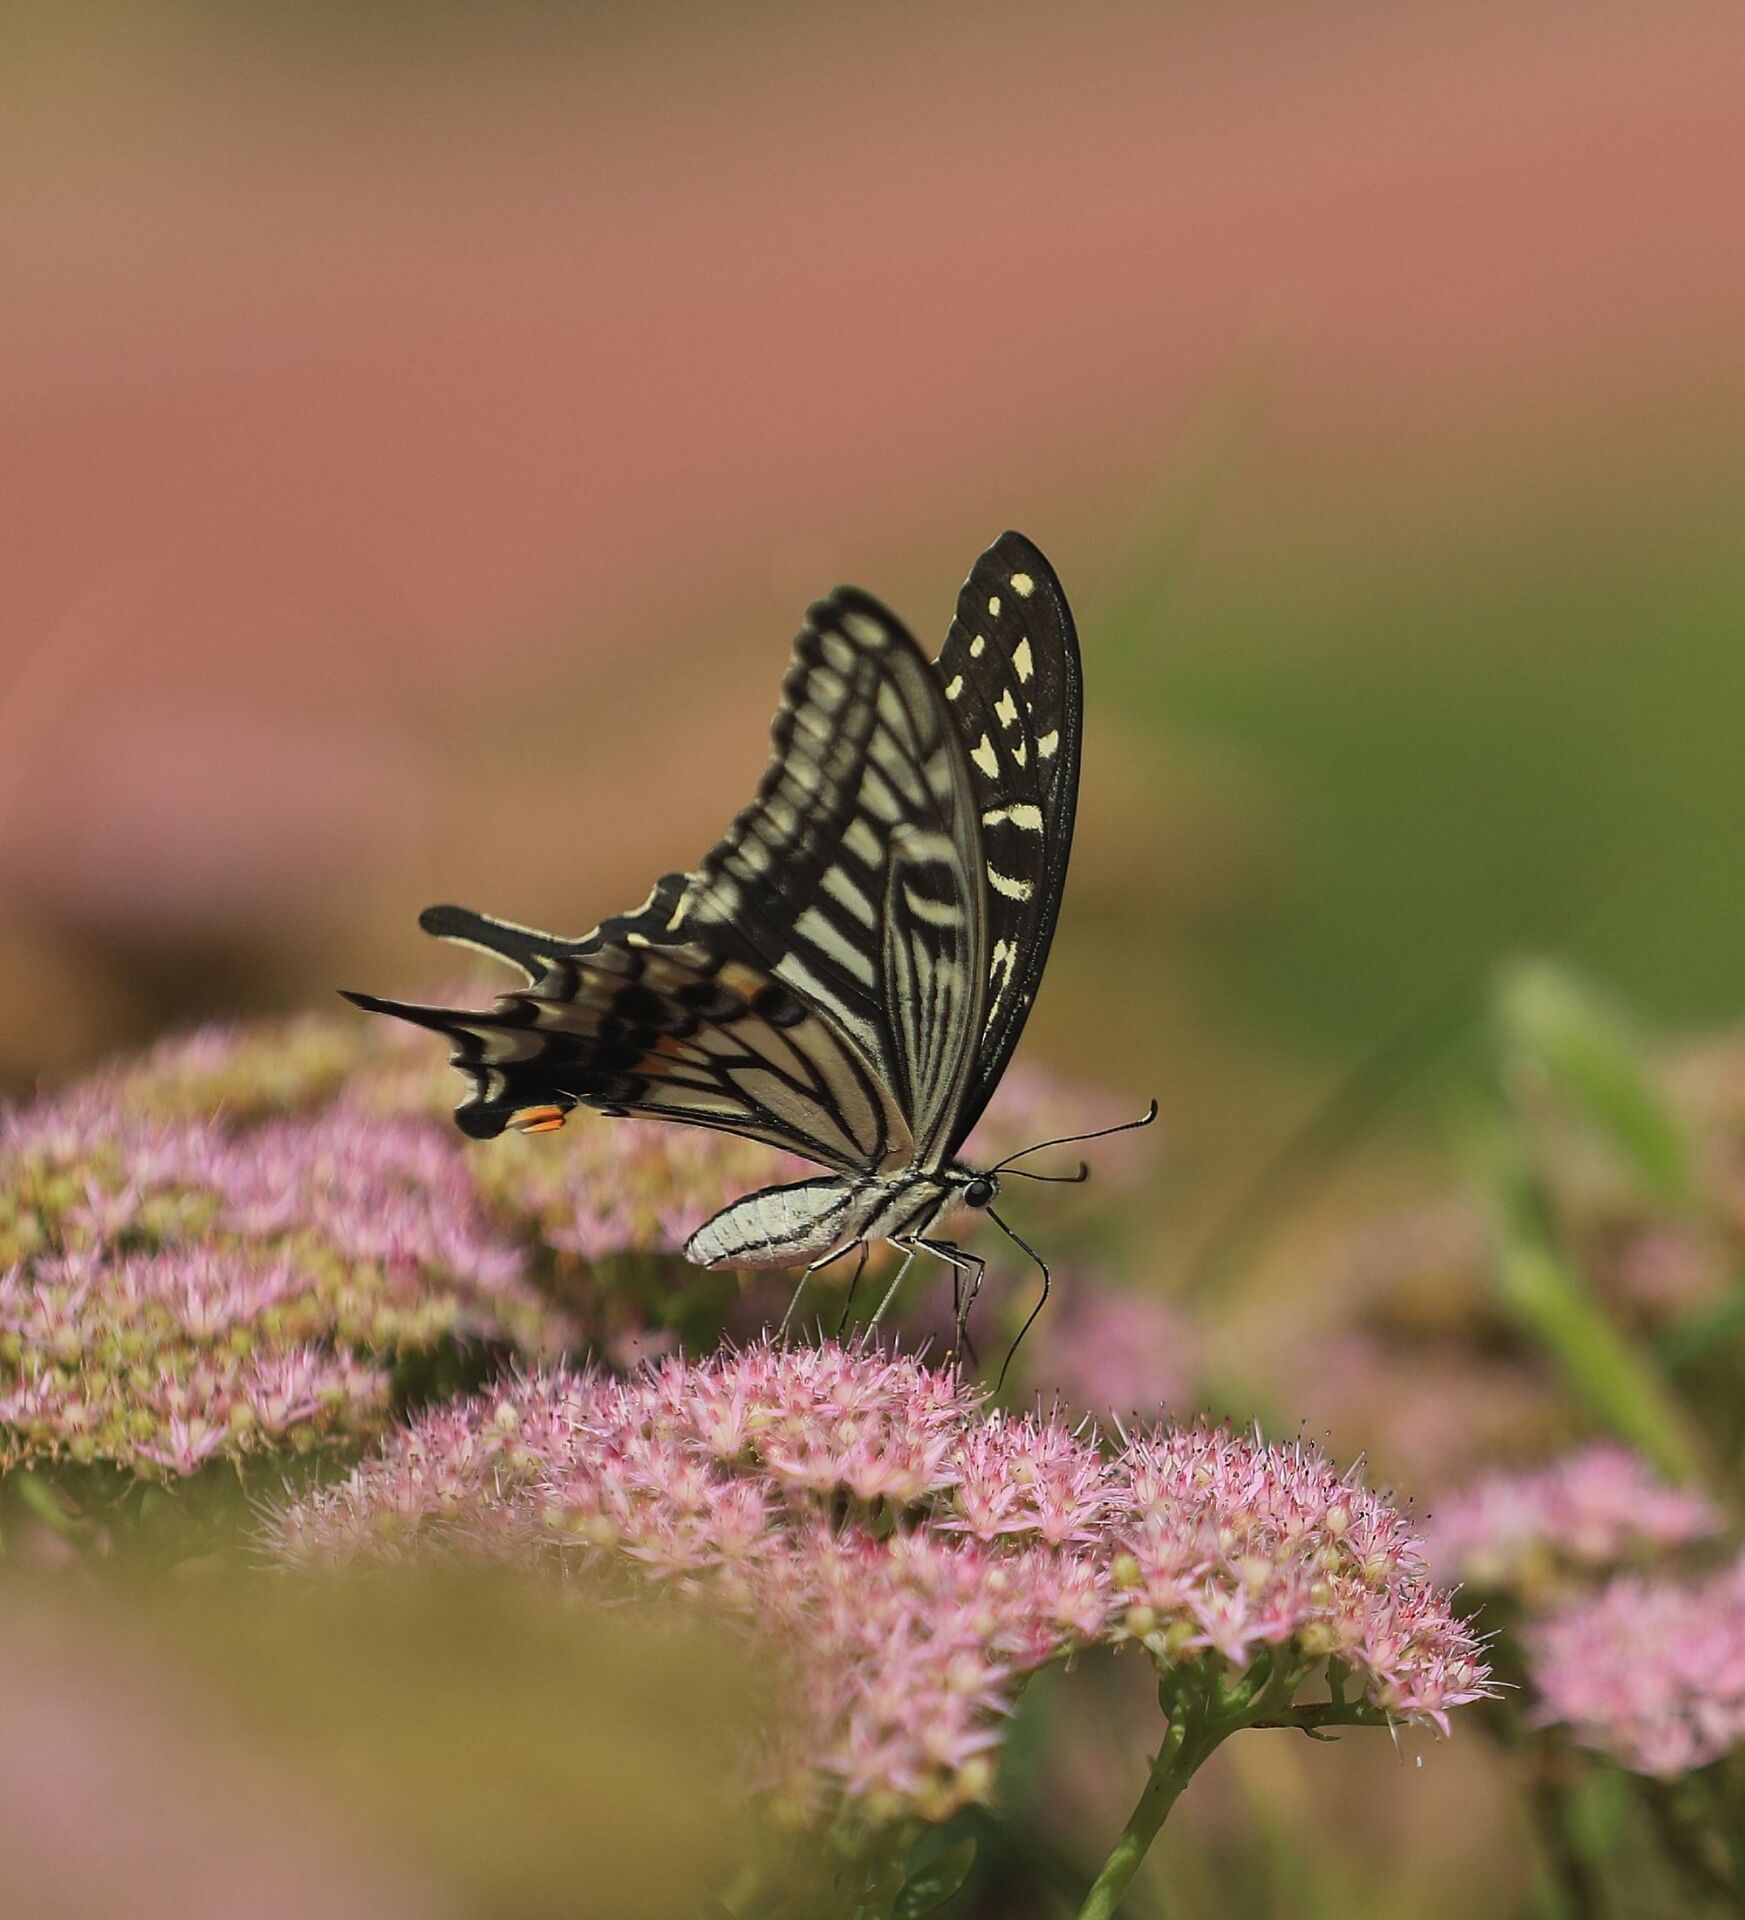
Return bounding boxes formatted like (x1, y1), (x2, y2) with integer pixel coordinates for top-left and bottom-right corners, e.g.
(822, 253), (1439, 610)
(931, 531), (1083, 1149)
(343, 940), (913, 1173)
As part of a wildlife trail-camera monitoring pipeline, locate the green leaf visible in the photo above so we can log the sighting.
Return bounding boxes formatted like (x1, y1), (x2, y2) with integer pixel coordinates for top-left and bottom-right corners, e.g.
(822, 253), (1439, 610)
(895, 1839), (976, 1917)
(1497, 961), (1692, 1203)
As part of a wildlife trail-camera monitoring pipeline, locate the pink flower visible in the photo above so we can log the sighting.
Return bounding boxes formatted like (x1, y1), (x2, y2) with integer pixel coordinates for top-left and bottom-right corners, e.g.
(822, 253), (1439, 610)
(1426, 1444), (1721, 1593)
(1106, 1426), (1488, 1729)
(0, 1045), (566, 1478)
(275, 1341), (1489, 1820)
(944, 1414), (1108, 1547)
(1528, 1554), (1745, 1775)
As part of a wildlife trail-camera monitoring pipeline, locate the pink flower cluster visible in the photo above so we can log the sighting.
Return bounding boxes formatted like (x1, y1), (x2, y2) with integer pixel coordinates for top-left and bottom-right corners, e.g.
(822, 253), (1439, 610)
(276, 1341), (1489, 1822)
(1108, 1425), (1487, 1732)
(1528, 1553), (1745, 1776)
(471, 1121), (806, 1269)
(0, 1071), (563, 1478)
(1425, 1444), (1721, 1594)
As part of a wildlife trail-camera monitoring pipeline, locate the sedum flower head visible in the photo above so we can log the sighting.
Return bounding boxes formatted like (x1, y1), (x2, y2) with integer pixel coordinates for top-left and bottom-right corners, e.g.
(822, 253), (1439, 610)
(1527, 1553), (1745, 1776)
(278, 1342), (1078, 1824)
(1425, 1444), (1721, 1595)
(0, 1060), (566, 1479)
(276, 1341), (1489, 1821)
(1107, 1425), (1491, 1733)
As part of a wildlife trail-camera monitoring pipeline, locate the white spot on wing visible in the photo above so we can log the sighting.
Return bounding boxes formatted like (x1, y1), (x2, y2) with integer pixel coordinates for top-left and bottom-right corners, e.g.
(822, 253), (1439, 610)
(1036, 729), (1060, 759)
(995, 689), (1020, 729)
(810, 666), (849, 711)
(969, 635), (985, 658)
(902, 886), (963, 928)
(982, 803), (1044, 831)
(859, 763), (903, 821)
(988, 936), (1018, 1008)
(987, 594), (1001, 617)
(986, 868), (1034, 901)
(843, 610), (887, 647)
(971, 734), (999, 778)
(697, 874), (742, 919)
(944, 674), (964, 701)
(1011, 571), (1035, 598)
(1013, 638), (1034, 682)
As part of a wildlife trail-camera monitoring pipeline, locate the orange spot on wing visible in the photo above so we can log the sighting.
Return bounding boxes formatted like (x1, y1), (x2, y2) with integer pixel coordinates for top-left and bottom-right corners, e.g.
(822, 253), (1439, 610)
(510, 1105), (568, 1134)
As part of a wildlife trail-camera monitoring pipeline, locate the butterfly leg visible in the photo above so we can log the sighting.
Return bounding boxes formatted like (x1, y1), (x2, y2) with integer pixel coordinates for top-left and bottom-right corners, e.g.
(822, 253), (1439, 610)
(835, 1241), (872, 1337)
(868, 1243), (922, 1329)
(779, 1240), (862, 1340)
(913, 1237), (985, 1363)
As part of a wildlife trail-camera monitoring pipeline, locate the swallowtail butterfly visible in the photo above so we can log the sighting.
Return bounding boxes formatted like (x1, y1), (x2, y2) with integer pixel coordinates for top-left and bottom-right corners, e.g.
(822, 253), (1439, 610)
(347, 532), (1150, 1338)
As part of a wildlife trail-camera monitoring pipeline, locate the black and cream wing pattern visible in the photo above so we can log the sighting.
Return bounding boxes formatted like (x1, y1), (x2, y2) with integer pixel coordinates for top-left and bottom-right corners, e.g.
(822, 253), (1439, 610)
(345, 530), (1082, 1263)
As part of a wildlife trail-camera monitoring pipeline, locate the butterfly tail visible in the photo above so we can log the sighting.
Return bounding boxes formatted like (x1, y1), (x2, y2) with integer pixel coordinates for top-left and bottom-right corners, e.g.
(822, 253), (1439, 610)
(414, 903), (586, 983)
(337, 987), (572, 1137)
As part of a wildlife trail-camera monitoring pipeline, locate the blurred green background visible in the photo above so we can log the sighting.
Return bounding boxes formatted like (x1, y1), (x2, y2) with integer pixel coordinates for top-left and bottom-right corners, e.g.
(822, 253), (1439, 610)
(3, 3), (1743, 1914)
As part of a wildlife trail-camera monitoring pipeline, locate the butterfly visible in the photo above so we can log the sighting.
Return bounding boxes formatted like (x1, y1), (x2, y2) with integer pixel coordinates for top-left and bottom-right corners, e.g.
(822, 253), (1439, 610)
(346, 531), (1152, 1345)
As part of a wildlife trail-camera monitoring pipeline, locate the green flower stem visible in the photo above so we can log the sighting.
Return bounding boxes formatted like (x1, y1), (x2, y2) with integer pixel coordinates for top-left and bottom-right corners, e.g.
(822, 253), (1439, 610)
(1467, 1090), (1711, 1488)
(1077, 1663), (1395, 1920)
(1076, 1690), (1206, 1920)
(1077, 1662), (1274, 1920)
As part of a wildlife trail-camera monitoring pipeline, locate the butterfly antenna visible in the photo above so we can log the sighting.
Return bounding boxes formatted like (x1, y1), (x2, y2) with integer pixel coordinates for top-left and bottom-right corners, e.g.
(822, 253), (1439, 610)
(989, 1206), (1050, 1394)
(992, 1097), (1159, 1173)
(1000, 1161), (1090, 1184)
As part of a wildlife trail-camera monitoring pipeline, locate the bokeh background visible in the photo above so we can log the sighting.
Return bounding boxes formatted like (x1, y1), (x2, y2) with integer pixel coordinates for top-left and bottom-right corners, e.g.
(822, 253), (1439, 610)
(5, 4), (1745, 1915)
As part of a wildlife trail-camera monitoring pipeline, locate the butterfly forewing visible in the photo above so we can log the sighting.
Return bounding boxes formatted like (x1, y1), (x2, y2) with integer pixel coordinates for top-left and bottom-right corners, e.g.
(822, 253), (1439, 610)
(381, 583), (988, 1173)
(676, 586), (985, 1150)
(931, 531), (1083, 1148)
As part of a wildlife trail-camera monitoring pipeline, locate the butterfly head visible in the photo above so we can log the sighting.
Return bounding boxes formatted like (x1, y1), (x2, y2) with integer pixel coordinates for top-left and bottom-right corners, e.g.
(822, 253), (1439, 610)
(952, 1169), (1000, 1210)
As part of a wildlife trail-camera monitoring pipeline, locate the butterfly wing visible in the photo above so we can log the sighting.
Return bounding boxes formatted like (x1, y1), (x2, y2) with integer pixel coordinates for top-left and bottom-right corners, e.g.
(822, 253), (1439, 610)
(931, 531), (1083, 1150)
(362, 582), (988, 1170)
(674, 583), (986, 1153)
(345, 939), (912, 1173)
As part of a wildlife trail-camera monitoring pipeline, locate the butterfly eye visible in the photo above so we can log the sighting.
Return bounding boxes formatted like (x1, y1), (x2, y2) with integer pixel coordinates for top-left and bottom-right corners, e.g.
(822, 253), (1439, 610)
(962, 1175), (996, 1209)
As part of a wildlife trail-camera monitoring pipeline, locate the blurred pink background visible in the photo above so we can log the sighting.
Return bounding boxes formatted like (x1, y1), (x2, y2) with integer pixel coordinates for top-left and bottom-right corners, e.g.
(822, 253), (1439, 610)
(4, 3), (1742, 1104)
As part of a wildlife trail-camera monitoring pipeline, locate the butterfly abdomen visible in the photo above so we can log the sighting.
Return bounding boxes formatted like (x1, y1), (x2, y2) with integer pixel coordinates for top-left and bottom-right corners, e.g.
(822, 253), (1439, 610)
(684, 1175), (862, 1269)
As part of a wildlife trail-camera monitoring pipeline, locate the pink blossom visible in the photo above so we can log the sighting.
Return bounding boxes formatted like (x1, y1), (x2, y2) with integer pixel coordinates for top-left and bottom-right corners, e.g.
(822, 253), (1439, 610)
(275, 1341), (1490, 1820)
(0, 1043), (567, 1478)
(1107, 1426), (1490, 1731)
(1426, 1444), (1721, 1593)
(1528, 1554), (1745, 1775)
(944, 1415), (1109, 1547)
